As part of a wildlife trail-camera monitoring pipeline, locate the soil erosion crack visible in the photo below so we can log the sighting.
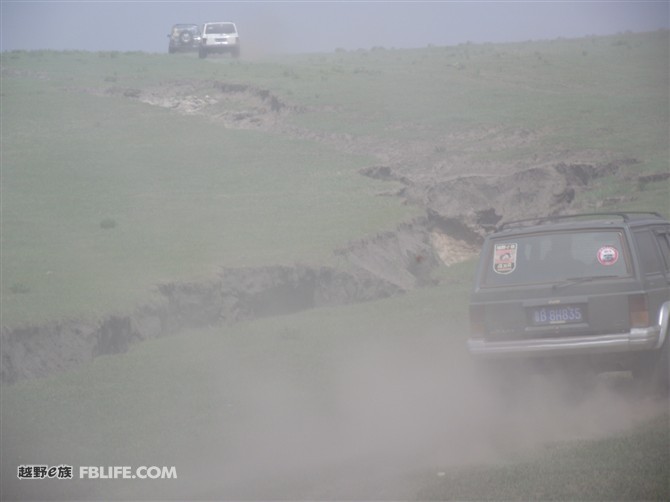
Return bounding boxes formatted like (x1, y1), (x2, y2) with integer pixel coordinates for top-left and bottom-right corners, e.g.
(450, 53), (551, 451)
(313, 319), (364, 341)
(2, 79), (641, 384)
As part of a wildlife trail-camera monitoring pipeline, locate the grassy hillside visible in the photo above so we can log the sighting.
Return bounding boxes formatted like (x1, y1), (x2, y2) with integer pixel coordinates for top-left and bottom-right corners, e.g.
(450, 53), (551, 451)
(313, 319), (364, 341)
(1, 31), (669, 501)
(1, 54), (416, 326)
(2, 31), (668, 326)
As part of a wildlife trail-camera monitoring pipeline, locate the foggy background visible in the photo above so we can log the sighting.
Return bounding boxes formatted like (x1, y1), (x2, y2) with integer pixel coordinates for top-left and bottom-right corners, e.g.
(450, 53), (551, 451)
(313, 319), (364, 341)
(1, 1), (668, 55)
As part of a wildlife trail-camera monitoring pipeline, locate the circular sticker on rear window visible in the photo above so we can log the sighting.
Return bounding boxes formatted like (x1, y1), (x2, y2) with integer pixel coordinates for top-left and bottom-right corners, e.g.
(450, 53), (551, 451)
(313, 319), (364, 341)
(597, 246), (619, 266)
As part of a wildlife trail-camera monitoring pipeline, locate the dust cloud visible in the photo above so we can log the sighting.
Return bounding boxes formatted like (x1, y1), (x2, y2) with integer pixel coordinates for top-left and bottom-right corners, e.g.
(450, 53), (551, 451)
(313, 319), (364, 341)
(130, 328), (665, 500)
(2, 317), (665, 501)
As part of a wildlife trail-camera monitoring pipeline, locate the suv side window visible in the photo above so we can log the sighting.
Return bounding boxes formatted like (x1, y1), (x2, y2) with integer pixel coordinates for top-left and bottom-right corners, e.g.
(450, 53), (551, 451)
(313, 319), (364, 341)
(634, 229), (663, 274)
(655, 227), (670, 272)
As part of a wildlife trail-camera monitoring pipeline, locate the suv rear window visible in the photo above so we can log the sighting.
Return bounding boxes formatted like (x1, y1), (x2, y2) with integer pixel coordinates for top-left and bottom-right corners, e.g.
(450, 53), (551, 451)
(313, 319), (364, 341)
(483, 230), (630, 287)
(204, 23), (236, 35)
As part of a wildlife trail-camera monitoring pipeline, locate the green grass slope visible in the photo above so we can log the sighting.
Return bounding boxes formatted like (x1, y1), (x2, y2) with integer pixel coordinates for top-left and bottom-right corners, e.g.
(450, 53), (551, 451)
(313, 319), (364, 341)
(1, 31), (669, 501)
(2, 31), (668, 326)
(1, 56), (415, 326)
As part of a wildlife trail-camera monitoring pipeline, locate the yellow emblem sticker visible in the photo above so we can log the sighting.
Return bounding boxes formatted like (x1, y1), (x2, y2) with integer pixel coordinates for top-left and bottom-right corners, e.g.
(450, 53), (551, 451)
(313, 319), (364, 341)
(493, 243), (517, 274)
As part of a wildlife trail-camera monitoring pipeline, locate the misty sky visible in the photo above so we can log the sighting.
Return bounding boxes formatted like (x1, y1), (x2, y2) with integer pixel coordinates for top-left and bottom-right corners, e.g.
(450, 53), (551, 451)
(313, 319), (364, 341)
(1, 1), (668, 55)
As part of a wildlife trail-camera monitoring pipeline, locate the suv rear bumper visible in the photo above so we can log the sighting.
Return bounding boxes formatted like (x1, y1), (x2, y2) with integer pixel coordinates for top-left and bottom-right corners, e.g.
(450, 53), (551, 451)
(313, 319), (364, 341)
(468, 326), (662, 358)
(202, 43), (238, 49)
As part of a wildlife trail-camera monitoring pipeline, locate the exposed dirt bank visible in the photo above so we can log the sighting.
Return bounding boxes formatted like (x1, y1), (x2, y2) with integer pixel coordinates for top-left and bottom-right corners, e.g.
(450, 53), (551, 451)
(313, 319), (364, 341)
(2, 262), (407, 384)
(101, 79), (302, 130)
(363, 159), (633, 239)
(3, 206), (487, 384)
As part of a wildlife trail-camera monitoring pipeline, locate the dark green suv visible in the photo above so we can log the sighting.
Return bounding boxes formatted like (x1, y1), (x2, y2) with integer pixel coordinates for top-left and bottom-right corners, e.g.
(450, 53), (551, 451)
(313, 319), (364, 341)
(167, 24), (201, 54)
(468, 212), (670, 393)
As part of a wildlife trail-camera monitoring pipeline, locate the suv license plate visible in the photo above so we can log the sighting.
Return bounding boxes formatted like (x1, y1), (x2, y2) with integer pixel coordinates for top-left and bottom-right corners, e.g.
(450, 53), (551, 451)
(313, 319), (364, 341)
(531, 305), (584, 325)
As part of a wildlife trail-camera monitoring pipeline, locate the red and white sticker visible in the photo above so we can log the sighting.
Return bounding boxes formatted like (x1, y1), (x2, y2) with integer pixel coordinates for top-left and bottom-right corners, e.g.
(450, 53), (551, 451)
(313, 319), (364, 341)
(597, 246), (619, 266)
(493, 243), (517, 274)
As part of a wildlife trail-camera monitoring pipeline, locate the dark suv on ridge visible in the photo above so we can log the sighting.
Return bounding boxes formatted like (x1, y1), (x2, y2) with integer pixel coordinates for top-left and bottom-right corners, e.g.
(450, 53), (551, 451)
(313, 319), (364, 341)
(468, 212), (670, 394)
(168, 24), (201, 53)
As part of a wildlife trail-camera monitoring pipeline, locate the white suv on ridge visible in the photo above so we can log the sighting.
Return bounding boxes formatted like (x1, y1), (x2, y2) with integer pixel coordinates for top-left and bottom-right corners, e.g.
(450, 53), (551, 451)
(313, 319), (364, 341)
(199, 22), (240, 58)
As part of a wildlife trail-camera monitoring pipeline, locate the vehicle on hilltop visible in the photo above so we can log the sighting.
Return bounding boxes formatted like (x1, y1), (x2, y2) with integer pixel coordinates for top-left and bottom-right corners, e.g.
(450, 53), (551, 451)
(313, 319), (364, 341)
(199, 22), (240, 59)
(167, 24), (201, 53)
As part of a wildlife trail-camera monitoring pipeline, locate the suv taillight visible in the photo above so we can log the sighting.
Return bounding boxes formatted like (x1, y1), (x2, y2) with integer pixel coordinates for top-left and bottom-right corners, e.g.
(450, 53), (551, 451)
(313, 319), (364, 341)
(469, 304), (486, 337)
(629, 294), (649, 328)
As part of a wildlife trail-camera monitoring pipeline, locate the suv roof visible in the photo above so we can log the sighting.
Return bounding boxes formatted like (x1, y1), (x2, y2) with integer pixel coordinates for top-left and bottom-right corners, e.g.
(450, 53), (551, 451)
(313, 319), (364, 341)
(496, 211), (666, 233)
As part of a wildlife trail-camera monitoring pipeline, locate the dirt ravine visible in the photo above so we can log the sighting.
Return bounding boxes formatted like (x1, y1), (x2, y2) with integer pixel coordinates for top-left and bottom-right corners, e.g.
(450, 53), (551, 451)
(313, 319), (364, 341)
(1, 206), (481, 384)
(1, 264), (402, 384)
(0, 78), (651, 384)
(109, 78), (642, 232)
